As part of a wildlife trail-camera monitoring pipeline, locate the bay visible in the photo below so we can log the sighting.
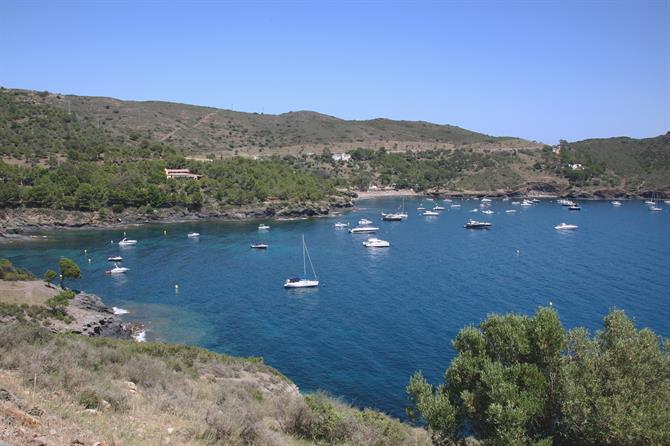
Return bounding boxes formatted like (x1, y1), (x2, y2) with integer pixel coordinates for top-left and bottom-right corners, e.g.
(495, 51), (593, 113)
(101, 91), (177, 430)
(3, 197), (669, 419)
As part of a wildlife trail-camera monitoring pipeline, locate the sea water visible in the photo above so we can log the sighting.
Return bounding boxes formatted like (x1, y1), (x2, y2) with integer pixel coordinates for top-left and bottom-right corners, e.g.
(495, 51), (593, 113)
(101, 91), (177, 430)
(3, 198), (669, 419)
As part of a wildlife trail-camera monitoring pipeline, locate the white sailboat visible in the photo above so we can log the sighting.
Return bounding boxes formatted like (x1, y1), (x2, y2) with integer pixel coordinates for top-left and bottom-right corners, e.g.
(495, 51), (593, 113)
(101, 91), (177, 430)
(284, 236), (319, 288)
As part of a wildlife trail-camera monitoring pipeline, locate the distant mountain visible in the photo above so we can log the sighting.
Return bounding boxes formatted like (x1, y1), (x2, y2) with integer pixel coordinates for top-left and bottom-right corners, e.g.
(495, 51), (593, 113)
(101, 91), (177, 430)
(0, 88), (536, 157)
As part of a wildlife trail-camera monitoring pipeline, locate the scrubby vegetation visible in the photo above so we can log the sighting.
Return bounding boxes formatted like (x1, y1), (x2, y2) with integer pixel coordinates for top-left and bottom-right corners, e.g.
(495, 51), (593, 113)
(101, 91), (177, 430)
(0, 258), (34, 281)
(407, 308), (670, 445)
(0, 322), (428, 445)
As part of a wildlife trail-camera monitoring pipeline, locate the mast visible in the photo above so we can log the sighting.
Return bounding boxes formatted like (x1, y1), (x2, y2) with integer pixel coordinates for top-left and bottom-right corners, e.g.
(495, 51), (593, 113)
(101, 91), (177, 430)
(302, 235), (307, 277)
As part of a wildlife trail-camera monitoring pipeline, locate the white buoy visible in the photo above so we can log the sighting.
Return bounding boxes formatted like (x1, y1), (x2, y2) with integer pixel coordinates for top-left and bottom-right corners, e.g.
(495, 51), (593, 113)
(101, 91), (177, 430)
(84, 249), (87, 254)
(123, 231), (126, 237)
(88, 258), (91, 263)
(175, 284), (179, 293)
(163, 230), (167, 235)
(516, 249), (520, 256)
(111, 240), (114, 245)
(549, 301), (553, 306)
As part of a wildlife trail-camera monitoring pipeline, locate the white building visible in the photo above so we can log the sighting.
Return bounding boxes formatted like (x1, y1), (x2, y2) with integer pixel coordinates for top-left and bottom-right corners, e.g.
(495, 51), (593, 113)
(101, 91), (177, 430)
(331, 153), (352, 162)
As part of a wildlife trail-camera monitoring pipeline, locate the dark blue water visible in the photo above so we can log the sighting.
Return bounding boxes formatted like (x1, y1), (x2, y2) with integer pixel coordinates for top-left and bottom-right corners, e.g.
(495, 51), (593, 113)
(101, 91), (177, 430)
(2, 198), (669, 419)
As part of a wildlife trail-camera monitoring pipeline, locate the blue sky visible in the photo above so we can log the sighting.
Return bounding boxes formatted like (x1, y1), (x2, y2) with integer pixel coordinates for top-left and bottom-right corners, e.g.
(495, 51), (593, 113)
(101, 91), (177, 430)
(1, 1), (668, 143)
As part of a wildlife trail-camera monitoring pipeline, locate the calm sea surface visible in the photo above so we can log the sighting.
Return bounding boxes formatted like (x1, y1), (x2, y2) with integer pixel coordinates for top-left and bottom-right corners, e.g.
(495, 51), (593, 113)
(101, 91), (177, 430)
(3, 198), (669, 419)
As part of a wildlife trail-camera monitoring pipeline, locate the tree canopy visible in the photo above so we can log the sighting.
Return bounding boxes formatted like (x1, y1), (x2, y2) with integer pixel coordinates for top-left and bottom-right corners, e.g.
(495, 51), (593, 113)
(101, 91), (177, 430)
(407, 308), (670, 446)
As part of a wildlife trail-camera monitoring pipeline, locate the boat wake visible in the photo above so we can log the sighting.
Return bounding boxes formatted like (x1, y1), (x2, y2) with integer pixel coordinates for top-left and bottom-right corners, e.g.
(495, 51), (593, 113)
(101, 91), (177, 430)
(113, 306), (129, 315)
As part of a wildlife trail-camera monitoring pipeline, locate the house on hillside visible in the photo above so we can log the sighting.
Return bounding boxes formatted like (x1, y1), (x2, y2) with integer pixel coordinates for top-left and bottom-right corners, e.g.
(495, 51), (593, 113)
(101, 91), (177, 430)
(164, 168), (200, 179)
(568, 163), (583, 171)
(332, 153), (352, 162)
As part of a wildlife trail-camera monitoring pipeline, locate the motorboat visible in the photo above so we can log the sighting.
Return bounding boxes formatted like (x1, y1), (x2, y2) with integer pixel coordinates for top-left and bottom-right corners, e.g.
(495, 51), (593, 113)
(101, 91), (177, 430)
(450, 204), (461, 208)
(482, 210), (494, 215)
(250, 243), (268, 249)
(426, 198), (434, 201)
(469, 208), (479, 213)
(502, 196), (510, 201)
(417, 206), (426, 211)
(107, 256), (123, 262)
(511, 201), (521, 205)
(649, 206), (662, 212)
(532, 198), (541, 203)
(382, 213), (404, 221)
(555, 223), (578, 230)
(118, 237), (137, 246)
(258, 224), (270, 230)
(432, 205), (445, 211)
(480, 197), (492, 202)
(334, 222), (349, 228)
(464, 220), (492, 229)
(106, 263), (129, 274)
(505, 209), (517, 213)
(558, 199), (575, 206)
(187, 232), (200, 238)
(349, 226), (379, 234)
(284, 235), (319, 288)
(443, 198), (453, 203)
(520, 200), (533, 206)
(362, 237), (390, 248)
(423, 210), (439, 216)
(611, 201), (622, 206)
(644, 200), (656, 205)
(358, 218), (373, 225)
(568, 205), (581, 211)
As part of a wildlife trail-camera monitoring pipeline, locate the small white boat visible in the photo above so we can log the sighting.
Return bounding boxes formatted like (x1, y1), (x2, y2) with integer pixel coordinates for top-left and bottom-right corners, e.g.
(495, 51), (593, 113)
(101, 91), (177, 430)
(381, 213), (404, 221)
(334, 222), (349, 228)
(568, 205), (581, 211)
(511, 201), (521, 205)
(644, 200), (656, 205)
(480, 197), (492, 202)
(665, 200), (670, 205)
(426, 198), (434, 201)
(611, 201), (622, 206)
(258, 224), (270, 231)
(505, 209), (517, 213)
(106, 263), (129, 274)
(469, 208), (479, 213)
(423, 210), (439, 216)
(520, 200), (533, 206)
(284, 235), (319, 289)
(432, 205), (445, 211)
(118, 237), (137, 246)
(502, 197), (510, 201)
(464, 220), (492, 229)
(107, 256), (123, 262)
(555, 223), (578, 230)
(187, 232), (200, 238)
(482, 210), (494, 215)
(251, 243), (268, 249)
(532, 198), (541, 203)
(443, 198), (453, 203)
(358, 218), (373, 225)
(349, 226), (379, 234)
(363, 237), (390, 248)
(649, 206), (662, 212)
(450, 204), (461, 208)
(417, 206), (426, 211)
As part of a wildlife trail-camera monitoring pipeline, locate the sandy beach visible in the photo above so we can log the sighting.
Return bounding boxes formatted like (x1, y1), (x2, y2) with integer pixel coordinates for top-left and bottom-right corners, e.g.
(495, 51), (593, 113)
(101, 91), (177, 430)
(353, 189), (420, 200)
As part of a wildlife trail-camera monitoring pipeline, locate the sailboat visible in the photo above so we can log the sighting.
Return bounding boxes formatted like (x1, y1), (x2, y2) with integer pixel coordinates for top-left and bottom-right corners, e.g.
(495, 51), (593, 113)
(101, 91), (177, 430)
(284, 235), (319, 288)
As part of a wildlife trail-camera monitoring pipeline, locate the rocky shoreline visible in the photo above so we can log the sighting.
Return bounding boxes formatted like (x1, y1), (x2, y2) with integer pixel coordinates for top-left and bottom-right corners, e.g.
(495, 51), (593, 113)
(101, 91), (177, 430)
(1, 186), (667, 238)
(0, 197), (353, 237)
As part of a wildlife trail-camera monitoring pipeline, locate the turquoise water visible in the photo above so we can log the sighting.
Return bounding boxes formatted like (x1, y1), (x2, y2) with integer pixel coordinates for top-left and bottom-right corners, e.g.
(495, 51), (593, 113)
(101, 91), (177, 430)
(3, 198), (669, 419)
